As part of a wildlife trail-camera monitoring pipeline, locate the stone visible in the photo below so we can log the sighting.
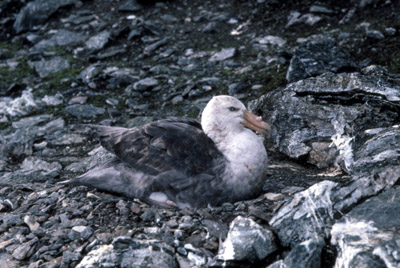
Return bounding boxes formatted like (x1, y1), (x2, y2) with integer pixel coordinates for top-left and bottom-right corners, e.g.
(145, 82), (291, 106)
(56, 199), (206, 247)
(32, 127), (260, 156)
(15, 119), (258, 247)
(42, 94), (63, 106)
(0, 157), (62, 184)
(77, 237), (176, 268)
(70, 226), (93, 240)
(0, 127), (37, 160)
(0, 89), (41, 117)
(227, 82), (246, 95)
(34, 29), (87, 50)
(331, 186), (400, 268)
(269, 180), (337, 247)
(29, 56), (70, 78)
(11, 114), (52, 129)
(217, 216), (277, 263)
(24, 215), (40, 233)
(202, 219), (228, 239)
(13, 0), (77, 33)
(144, 38), (169, 54)
(85, 31), (111, 51)
(366, 30), (385, 40)
(258, 35), (286, 47)
(65, 104), (106, 119)
(62, 250), (82, 265)
(209, 48), (236, 62)
(119, 0), (143, 12)
(62, 12), (96, 25)
(133, 77), (159, 91)
(286, 11), (322, 28)
(37, 118), (65, 136)
(106, 68), (139, 89)
(12, 237), (38, 261)
(79, 64), (103, 84)
(283, 239), (324, 268)
(309, 5), (334, 14)
(47, 133), (86, 146)
(385, 27), (396, 36)
(254, 67), (400, 169)
(286, 34), (356, 82)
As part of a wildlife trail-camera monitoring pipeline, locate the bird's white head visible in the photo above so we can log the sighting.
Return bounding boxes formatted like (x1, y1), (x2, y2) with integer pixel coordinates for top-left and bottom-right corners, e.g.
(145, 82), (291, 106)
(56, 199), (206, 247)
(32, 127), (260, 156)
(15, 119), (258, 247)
(201, 95), (271, 141)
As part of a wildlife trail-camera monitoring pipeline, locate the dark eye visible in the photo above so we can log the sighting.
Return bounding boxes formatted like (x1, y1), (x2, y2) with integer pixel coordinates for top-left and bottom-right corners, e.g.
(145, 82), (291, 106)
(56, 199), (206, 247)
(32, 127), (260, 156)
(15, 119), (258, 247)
(228, 107), (239, 112)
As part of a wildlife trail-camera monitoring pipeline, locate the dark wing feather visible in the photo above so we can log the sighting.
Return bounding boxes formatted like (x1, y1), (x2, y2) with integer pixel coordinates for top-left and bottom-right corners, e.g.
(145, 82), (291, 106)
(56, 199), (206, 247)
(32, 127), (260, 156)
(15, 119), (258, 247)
(88, 117), (225, 177)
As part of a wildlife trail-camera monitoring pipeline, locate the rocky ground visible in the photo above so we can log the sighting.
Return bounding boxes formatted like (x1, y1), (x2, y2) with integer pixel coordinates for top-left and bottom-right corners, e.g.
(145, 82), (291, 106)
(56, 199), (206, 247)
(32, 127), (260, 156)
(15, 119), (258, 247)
(0, 0), (400, 267)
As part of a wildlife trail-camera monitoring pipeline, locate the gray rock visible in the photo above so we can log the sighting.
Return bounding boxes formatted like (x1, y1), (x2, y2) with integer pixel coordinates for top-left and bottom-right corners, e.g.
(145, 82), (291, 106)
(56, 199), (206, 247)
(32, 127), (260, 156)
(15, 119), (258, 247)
(254, 67), (400, 169)
(0, 253), (19, 268)
(64, 147), (114, 173)
(133, 77), (159, 91)
(257, 66), (400, 249)
(217, 216), (277, 263)
(267, 239), (324, 268)
(13, 0), (77, 33)
(34, 29), (87, 50)
(258, 35), (286, 47)
(331, 186), (400, 268)
(161, 14), (179, 23)
(70, 226), (93, 240)
(144, 38), (169, 54)
(286, 11), (322, 28)
(106, 68), (139, 89)
(12, 237), (38, 260)
(202, 219), (228, 239)
(309, 5), (334, 14)
(228, 82), (246, 95)
(12, 114), (52, 129)
(385, 27), (396, 36)
(37, 118), (65, 136)
(62, 13), (97, 25)
(0, 126), (38, 160)
(79, 64), (103, 84)
(0, 157), (62, 184)
(269, 144), (399, 248)
(209, 48), (236, 62)
(282, 239), (324, 268)
(183, 244), (212, 267)
(202, 22), (218, 33)
(85, 31), (111, 52)
(96, 47), (128, 60)
(21, 156), (61, 175)
(29, 56), (70, 78)
(47, 133), (86, 146)
(24, 215), (40, 233)
(62, 250), (82, 266)
(42, 94), (63, 106)
(286, 34), (355, 82)
(269, 180), (337, 247)
(366, 29), (385, 40)
(359, 0), (380, 8)
(0, 89), (41, 117)
(119, 0), (143, 12)
(77, 237), (176, 268)
(65, 104), (106, 119)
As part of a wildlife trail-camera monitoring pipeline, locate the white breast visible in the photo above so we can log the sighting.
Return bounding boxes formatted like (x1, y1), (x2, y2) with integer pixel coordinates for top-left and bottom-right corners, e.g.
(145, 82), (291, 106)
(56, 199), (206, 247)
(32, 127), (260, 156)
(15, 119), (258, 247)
(219, 128), (267, 182)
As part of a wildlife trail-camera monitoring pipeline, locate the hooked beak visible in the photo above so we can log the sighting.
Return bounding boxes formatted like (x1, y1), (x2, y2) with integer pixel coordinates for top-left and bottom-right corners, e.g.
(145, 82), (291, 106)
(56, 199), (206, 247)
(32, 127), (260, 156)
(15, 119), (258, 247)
(242, 111), (271, 135)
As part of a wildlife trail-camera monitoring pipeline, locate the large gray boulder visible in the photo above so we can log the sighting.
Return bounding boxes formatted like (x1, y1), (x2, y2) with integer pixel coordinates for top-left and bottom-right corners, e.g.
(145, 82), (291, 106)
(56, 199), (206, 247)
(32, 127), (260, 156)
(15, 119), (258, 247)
(13, 0), (77, 33)
(331, 186), (400, 268)
(286, 34), (356, 82)
(216, 216), (277, 264)
(250, 65), (400, 266)
(77, 237), (176, 268)
(254, 65), (400, 171)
